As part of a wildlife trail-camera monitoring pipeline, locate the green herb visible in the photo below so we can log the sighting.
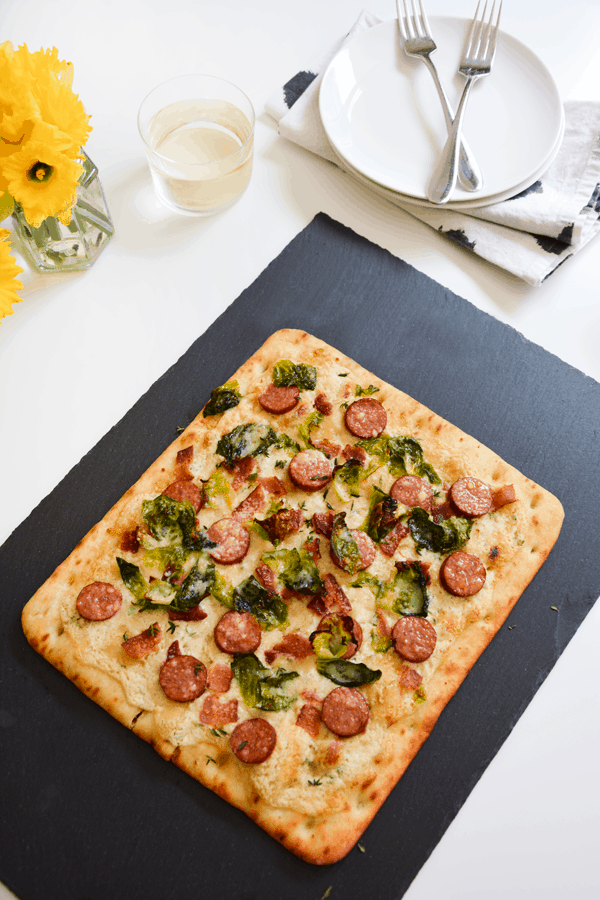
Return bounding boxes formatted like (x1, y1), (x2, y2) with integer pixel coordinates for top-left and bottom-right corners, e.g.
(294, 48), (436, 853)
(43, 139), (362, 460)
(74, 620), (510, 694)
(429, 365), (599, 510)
(272, 359), (317, 391)
(237, 741), (248, 750)
(274, 432), (301, 456)
(340, 401), (349, 409)
(332, 459), (366, 501)
(176, 426), (186, 434)
(216, 422), (278, 465)
(247, 473), (258, 483)
(354, 385), (379, 397)
(275, 459), (286, 468)
(390, 561), (430, 616)
(203, 380), (241, 417)
(122, 633), (128, 641)
(316, 658), (382, 686)
(357, 843), (366, 853)
(233, 575), (289, 630)
(330, 512), (361, 575)
(550, 606), (558, 611)
(209, 728), (221, 738)
(297, 410), (324, 448)
(167, 621), (177, 634)
(308, 778), (322, 786)
(262, 548), (324, 595)
(322, 889), (332, 900)
(147, 624), (158, 637)
(205, 756), (216, 764)
(194, 664), (203, 674)
(338, 373), (348, 377)
(231, 654), (299, 711)
(408, 507), (472, 555)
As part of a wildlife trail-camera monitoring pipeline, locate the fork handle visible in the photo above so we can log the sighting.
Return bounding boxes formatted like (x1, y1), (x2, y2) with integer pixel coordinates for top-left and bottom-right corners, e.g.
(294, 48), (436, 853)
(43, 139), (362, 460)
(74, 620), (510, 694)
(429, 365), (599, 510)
(427, 76), (477, 204)
(421, 56), (482, 193)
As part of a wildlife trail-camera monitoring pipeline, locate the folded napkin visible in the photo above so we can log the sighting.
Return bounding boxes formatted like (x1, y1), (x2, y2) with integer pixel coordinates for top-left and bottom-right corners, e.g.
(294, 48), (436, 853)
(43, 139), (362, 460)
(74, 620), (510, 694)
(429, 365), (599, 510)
(266, 11), (600, 286)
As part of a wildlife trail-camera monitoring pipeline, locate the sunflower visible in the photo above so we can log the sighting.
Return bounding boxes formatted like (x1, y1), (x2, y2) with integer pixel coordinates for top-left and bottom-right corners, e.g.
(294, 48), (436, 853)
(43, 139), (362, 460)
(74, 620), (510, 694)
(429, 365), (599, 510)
(0, 229), (23, 320)
(14, 44), (91, 156)
(2, 139), (83, 227)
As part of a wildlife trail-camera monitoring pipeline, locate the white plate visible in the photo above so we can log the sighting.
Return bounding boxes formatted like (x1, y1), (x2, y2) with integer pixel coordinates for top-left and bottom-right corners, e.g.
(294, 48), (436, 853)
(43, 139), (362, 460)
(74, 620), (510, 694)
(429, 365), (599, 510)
(319, 17), (564, 203)
(333, 112), (565, 211)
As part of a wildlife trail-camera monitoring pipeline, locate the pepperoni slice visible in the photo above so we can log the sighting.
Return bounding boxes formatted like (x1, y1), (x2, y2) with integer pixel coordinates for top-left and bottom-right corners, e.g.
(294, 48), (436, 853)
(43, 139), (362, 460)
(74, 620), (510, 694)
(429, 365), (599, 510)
(392, 617), (437, 663)
(289, 449), (334, 492)
(258, 384), (299, 414)
(159, 654), (207, 702)
(441, 551), (487, 596)
(121, 623), (161, 658)
(330, 529), (376, 572)
(207, 518), (250, 564)
(345, 398), (387, 439)
(449, 477), (492, 518)
(390, 475), (433, 511)
(231, 718), (277, 763)
(162, 480), (204, 512)
(214, 611), (262, 654)
(76, 582), (122, 621)
(321, 687), (369, 738)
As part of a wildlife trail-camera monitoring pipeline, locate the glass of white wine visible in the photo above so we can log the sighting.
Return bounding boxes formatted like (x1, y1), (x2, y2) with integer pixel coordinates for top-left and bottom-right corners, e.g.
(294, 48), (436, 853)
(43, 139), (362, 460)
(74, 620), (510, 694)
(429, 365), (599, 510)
(138, 74), (255, 216)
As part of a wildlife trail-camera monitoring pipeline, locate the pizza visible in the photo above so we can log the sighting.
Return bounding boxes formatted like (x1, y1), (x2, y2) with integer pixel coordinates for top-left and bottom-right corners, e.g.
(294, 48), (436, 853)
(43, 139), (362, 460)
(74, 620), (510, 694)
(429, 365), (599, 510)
(21, 329), (564, 865)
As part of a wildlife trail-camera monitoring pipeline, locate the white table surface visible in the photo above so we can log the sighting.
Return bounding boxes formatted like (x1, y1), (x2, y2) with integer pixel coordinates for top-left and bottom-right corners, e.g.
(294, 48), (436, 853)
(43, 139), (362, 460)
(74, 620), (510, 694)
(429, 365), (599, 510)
(1, 1), (599, 898)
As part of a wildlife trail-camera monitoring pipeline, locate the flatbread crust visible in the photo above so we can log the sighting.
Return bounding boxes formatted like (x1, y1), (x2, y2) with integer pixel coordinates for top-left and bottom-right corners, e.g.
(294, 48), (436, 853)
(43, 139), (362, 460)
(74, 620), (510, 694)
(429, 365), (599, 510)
(22, 329), (564, 865)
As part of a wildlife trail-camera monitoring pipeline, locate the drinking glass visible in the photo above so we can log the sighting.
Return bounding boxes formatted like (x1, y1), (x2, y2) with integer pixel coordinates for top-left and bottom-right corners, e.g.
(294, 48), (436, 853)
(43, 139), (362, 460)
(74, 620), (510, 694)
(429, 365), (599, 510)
(138, 74), (255, 216)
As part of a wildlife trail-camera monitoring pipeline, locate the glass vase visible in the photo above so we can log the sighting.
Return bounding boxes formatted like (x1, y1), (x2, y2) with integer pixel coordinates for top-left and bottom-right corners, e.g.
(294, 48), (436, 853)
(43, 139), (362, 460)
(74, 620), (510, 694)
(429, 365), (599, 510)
(12, 150), (114, 273)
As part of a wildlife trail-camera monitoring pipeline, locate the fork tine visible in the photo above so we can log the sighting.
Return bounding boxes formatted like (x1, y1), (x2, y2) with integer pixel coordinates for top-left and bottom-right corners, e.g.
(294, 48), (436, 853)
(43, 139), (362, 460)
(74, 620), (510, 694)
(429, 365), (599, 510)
(416, 0), (432, 38)
(464, 1), (483, 59)
(487, 0), (503, 59)
(405, 0), (416, 41)
(396, 0), (409, 42)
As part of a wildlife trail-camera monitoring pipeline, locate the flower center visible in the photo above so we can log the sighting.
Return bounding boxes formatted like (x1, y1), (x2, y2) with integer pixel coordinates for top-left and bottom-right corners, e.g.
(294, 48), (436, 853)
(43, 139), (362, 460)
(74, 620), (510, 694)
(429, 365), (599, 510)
(27, 161), (54, 183)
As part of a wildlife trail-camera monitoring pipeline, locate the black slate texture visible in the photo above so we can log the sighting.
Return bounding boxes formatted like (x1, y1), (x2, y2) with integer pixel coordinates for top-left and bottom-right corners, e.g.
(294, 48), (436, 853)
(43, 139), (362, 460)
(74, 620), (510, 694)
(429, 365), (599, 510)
(1, 214), (599, 900)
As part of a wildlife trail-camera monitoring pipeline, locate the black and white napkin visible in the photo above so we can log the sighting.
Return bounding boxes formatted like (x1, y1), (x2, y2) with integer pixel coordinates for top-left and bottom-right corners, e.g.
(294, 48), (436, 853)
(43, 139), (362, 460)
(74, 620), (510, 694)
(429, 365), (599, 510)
(266, 10), (600, 286)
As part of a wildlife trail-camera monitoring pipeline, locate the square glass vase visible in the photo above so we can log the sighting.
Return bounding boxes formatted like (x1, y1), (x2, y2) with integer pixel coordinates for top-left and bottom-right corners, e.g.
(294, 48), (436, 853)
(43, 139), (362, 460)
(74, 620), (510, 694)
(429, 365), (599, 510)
(12, 151), (114, 273)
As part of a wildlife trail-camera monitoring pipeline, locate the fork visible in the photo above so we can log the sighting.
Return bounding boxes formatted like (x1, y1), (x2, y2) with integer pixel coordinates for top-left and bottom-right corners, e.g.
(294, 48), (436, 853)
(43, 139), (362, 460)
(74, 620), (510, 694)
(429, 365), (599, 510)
(427, 0), (503, 204)
(396, 0), (481, 192)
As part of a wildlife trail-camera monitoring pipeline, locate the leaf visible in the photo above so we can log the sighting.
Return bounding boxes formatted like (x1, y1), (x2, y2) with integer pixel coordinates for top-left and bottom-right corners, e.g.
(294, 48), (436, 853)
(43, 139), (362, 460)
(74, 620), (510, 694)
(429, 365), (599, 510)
(354, 384), (379, 397)
(390, 561), (430, 616)
(262, 548), (324, 594)
(233, 575), (289, 630)
(230, 654), (299, 711)
(330, 513), (361, 575)
(297, 410), (323, 448)
(272, 359), (317, 391)
(408, 508), (472, 555)
(316, 659), (382, 686)
(202, 380), (241, 417)
(116, 557), (149, 603)
(216, 423), (278, 465)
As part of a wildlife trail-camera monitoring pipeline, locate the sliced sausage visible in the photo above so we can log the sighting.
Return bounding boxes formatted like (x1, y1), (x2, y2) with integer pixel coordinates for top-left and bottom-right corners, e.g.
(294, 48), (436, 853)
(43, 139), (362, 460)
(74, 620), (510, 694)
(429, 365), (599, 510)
(390, 475), (433, 511)
(76, 582), (122, 621)
(289, 449), (334, 492)
(159, 654), (207, 702)
(345, 398), (387, 439)
(441, 551), (487, 597)
(330, 529), (376, 572)
(311, 614), (362, 659)
(214, 610), (262, 654)
(314, 393), (333, 415)
(392, 617), (437, 663)
(231, 718), (277, 763)
(162, 480), (204, 512)
(121, 623), (161, 658)
(321, 687), (369, 738)
(258, 383), (299, 414)
(449, 477), (492, 518)
(233, 485), (267, 522)
(207, 517), (250, 564)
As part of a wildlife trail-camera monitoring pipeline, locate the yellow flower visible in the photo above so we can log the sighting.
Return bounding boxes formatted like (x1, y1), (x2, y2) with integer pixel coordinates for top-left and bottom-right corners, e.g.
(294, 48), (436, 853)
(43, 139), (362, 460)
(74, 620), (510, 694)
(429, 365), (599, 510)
(0, 42), (39, 144)
(2, 139), (83, 227)
(0, 228), (23, 320)
(14, 44), (91, 156)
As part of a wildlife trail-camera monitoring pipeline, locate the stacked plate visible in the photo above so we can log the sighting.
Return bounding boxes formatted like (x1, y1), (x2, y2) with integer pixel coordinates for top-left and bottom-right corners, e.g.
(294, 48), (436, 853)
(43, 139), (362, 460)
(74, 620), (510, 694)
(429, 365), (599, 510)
(319, 17), (564, 209)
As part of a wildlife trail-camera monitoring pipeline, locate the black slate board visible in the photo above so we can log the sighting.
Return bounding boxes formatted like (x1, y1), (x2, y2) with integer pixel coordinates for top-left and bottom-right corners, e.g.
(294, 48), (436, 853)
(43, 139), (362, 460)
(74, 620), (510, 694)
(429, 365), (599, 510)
(2, 214), (599, 900)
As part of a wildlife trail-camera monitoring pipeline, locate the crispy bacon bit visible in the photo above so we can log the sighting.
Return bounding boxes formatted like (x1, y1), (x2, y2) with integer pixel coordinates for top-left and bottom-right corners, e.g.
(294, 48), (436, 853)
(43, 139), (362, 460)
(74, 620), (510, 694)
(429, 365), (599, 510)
(378, 521), (409, 557)
(233, 485), (267, 521)
(398, 665), (423, 691)
(341, 444), (368, 465)
(314, 394), (333, 416)
(296, 704), (321, 738)
(226, 456), (256, 490)
(121, 623), (161, 659)
(208, 664), (233, 693)
(198, 695), (238, 727)
(311, 573), (352, 615)
(255, 563), (278, 594)
(376, 610), (391, 638)
(259, 507), (303, 543)
(301, 689), (323, 708)
(257, 476), (287, 496)
(120, 528), (140, 554)
(296, 404), (308, 417)
(168, 605), (208, 622)
(166, 640), (181, 660)
(281, 587), (304, 601)
(307, 595), (328, 616)
(491, 484), (517, 511)
(325, 741), (342, 764)
(264, 633), (313, 665)
(312, 511), (334, 538)
(310, 438), (341, 459)
(489, 546), (500, 561)
(175, 445), (194, 481)
(304, 537), (321, 563)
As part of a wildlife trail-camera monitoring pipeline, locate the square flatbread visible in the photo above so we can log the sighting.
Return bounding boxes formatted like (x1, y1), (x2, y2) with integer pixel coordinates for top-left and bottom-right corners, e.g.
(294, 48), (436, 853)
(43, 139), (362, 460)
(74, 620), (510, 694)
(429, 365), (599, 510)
(22, 329), (563, 865)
